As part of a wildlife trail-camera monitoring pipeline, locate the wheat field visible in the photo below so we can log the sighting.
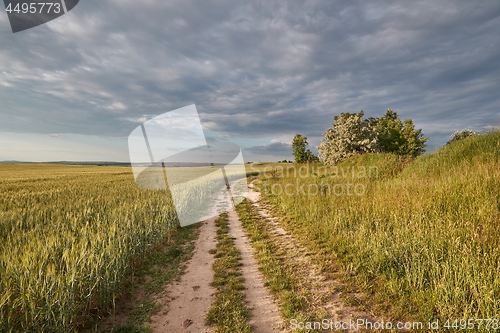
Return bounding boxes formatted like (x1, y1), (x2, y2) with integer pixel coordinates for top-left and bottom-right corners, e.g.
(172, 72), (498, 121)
(0, 165), (178, 332)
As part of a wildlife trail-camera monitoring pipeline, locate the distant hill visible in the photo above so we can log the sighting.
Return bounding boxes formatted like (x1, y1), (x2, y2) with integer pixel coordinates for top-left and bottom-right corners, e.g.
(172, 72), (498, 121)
(0, 161), (131, 166)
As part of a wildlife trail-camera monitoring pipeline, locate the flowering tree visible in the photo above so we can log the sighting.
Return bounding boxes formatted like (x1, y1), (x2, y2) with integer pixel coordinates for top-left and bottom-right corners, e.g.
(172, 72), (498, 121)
(317, 111), (378, 166)
(447, 129), (477, 144)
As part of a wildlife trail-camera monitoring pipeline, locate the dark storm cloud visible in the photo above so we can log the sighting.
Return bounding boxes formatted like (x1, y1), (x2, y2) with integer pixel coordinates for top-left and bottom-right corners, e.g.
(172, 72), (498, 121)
(245, 142), (292, 156)
(1, 0), (500, 159)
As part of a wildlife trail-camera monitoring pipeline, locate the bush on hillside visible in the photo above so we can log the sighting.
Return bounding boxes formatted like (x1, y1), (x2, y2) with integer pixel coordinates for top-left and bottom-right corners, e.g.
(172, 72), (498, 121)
(318, 109), (427, 166)
(369, 109), (427, 157)
(317, 111), (379, 166)
(447, 129), (477, 144)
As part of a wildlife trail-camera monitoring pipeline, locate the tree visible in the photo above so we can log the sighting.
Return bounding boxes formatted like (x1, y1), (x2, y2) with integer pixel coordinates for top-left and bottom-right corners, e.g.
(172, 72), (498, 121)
(292, 134), (318, 163)
(399, 119), (427, 157)
(292, 134), (307, 163)
(368, 109), (402, 153)
(370, 109), (427, 158)
(447, 129), (477, 144)
(317, 111), (378, 166)
(305, 149), (319, 162)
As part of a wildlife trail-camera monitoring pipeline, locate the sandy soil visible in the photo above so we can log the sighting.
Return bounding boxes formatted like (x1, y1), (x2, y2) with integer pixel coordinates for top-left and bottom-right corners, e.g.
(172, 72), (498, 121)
(130, 179), (377, 333)
(247, 183), (380, 332)
(149, 218), (217, 333)
(149, 180), (285, 332)
(227, 209), (285, 332)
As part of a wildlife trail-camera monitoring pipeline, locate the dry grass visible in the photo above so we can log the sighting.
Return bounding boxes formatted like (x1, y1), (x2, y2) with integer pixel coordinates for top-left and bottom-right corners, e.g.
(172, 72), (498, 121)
(255, 131), (500, 330)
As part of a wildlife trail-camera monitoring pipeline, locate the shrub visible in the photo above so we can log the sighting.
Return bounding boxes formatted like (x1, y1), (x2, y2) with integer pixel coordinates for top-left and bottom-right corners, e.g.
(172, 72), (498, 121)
(317, 111), (378, 166)
(447, 129), (477, 144)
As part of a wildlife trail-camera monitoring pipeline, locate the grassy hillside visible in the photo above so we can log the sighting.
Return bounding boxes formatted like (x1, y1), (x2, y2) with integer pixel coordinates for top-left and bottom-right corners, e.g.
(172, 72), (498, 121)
(257, 131), (500, 326)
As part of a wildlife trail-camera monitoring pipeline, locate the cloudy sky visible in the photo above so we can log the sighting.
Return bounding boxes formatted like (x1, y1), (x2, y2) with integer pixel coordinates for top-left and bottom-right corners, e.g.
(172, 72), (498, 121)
(1, 0), (499, 162)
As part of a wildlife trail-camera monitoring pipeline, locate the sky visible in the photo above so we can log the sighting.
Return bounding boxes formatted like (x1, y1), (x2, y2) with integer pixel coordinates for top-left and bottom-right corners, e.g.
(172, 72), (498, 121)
(1, 0), (499, 162)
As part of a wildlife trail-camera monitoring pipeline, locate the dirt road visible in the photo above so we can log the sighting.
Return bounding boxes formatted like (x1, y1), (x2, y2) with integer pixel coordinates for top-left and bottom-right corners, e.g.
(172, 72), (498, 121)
(150, 181), (377, 332)
(150, 218), (217, 333)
